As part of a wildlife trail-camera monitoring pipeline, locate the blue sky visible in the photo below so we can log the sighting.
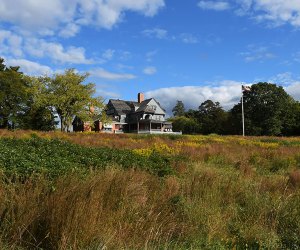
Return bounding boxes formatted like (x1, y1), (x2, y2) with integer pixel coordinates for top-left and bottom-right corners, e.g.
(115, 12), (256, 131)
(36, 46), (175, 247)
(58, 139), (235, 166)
(1, 0), (300, 113)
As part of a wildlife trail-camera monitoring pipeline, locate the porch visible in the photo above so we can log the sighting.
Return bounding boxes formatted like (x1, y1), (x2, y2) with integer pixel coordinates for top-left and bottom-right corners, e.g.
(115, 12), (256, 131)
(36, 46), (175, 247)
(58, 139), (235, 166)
(129, 119), (182, 135)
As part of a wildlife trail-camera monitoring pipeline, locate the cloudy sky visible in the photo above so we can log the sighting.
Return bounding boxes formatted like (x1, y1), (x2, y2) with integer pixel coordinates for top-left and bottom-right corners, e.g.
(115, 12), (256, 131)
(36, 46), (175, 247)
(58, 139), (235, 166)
(1, 0), (300, 113)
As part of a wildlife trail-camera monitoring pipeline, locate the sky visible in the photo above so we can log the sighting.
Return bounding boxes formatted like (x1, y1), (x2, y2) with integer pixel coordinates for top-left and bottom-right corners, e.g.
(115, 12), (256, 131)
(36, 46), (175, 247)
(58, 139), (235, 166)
(1, 0), (300, 114)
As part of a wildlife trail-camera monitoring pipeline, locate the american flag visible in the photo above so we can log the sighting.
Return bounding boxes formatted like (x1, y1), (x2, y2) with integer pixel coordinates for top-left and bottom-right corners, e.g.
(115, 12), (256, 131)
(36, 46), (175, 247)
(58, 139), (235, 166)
(242, 85), (251, 92)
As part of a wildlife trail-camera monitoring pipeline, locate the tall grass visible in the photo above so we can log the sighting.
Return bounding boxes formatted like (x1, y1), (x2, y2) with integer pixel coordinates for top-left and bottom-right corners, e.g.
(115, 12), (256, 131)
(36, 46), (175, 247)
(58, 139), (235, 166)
(0, 165), (300, 249)
(1, 130), (300, 249)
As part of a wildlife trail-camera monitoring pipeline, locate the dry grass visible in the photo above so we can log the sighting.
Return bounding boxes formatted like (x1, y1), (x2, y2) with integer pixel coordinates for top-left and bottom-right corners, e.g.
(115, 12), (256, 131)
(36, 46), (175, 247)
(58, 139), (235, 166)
(0, 169), (188, 249)
(0, 165), (299, 249)
(1, 130), (300, 249)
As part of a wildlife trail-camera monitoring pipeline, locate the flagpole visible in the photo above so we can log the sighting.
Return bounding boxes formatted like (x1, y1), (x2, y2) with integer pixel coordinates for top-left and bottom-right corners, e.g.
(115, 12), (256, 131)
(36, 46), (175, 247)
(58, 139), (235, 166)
(241, 85), (245, 137)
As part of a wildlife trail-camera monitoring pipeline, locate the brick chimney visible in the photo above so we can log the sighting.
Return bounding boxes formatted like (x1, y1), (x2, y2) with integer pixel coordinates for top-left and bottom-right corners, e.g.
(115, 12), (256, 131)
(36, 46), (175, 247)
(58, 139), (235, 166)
(138, 93), (144, 103)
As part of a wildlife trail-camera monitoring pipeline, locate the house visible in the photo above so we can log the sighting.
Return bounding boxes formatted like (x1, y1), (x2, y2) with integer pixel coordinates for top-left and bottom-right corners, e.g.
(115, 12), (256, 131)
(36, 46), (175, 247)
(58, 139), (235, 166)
(73, 93), (181, 134)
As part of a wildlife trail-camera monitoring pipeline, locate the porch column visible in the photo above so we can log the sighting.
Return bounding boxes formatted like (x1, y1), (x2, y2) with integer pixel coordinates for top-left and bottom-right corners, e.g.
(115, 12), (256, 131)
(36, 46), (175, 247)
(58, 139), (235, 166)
(137, 120), (139, 133)
(150, 120), (151, 132)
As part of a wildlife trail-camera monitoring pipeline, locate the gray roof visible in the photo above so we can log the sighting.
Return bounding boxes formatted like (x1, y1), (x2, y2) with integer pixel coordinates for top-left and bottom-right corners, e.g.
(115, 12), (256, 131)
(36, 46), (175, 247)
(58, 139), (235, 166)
(108, 98), (166, 115)
(135, 99), (152, 113)
(108, 99), (139, 115)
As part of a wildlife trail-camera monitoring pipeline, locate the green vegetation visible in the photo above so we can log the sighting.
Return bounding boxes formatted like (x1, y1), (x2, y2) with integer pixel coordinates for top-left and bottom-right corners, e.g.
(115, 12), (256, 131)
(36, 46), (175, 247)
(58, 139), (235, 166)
(0, 136), (178, 178)
(0, 58), (103, 131)
(170, 82), (300, 136)
(1, 131), (300, 249)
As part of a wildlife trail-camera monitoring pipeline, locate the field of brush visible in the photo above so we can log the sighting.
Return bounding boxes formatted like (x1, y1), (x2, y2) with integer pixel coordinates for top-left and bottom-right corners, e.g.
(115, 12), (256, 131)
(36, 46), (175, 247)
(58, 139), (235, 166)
(0, 130), (300, 249)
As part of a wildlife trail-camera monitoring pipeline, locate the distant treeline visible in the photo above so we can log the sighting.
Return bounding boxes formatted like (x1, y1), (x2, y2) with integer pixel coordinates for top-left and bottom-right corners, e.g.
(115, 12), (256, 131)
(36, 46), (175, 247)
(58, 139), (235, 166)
(1, 57), (299, 136)
(170, 82), (300, 136)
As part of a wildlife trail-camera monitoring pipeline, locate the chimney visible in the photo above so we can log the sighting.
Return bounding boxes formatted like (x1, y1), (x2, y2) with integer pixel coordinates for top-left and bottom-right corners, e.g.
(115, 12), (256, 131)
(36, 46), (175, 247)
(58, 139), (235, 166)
(138, 93), (144, 103)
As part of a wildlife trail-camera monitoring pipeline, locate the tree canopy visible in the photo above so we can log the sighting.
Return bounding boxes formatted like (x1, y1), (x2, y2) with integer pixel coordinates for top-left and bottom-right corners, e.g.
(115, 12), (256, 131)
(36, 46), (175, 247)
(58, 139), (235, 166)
(197, 100), (228, 135)
(43, 69), (104, 132)
(170, 83), (300, 136)
(172, 100), (186, 117)
(231, 82), (300, 136)
(0, 58), (104, 131)
(0, 59), (29, 129)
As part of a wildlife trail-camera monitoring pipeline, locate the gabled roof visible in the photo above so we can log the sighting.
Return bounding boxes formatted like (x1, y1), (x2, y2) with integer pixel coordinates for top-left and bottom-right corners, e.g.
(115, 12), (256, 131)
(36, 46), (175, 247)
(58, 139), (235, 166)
(108, 99), (137, 115)
(108, 97), (166, 115)
(135, 98), (166, 114)
(135, 99), (152, 113)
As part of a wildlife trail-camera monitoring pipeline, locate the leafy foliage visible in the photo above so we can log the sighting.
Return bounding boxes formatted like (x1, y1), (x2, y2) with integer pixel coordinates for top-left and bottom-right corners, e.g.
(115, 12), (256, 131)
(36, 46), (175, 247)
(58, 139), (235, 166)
(43, 69), (104, 131)
(171, 83), (300, 136)
(0, 136), (178, 178)
(197, 100), (228, 134)
(172, 100), (186, 117)
(231, 82), (300, 136)
(0, 58), (57, 130)
(169, 116), (200, 134)
(0, 58), (29, 129)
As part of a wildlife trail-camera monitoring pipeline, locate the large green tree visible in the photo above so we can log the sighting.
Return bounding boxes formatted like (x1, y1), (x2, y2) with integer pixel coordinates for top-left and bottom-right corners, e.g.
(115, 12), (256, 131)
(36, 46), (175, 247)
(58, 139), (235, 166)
(43, 69), (104, 132)
(18, 76), (58, 131)
(230, 82), (298, 136)
(0, 58), (29, 129)
(197, 100), (228, 135)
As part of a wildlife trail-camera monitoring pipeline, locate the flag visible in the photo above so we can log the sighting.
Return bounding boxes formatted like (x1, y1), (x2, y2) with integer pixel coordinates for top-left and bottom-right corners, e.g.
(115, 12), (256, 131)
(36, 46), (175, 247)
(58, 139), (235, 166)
(242, 85), (251, 92)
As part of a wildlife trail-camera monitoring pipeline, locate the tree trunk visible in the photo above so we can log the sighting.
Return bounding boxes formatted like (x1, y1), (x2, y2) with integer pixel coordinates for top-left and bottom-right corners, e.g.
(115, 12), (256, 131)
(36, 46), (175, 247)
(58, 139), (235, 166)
(0, 118), (9, 129)
(60, 116), (65, 132)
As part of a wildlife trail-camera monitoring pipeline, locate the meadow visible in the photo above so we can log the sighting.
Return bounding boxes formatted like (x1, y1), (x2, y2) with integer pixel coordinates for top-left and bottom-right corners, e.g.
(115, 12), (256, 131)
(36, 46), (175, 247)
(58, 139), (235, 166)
(0, 130), (300, 249)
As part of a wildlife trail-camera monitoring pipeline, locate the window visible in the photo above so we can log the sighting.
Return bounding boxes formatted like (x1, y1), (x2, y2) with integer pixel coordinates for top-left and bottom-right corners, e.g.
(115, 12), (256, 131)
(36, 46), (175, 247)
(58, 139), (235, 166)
(148, 105), (156, 111)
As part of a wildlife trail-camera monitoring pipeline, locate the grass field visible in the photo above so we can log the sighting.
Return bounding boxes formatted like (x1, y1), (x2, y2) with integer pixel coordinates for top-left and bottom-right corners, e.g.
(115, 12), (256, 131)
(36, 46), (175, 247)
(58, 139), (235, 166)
(0, 130), (300, 249)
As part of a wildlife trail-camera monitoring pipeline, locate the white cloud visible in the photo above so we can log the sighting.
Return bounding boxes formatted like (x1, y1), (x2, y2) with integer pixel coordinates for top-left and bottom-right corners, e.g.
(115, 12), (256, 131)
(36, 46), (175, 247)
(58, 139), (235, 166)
(146, 50), (158, 62)
(145, 78), (300, 115)
(0, 29), (93, 65)
(90, 68), (136, 80)
(268, 72), (295, 86)
(143, 66), (157, 75)
(198, 1), (230, 11)
(145, 81), (244, 114)
(142, 28), (168, 39)
(96, 88), (121, 99)
(293, 51), (300, 62)
(267, 72), (300, 101)
(198, 1), (300, 28)
(180, 33), (198, 44)
(119, 51), (132, 61)
(59, 23), (81, 38)
(0, 0), (165, 35)
(0, 30), (23, 57)
(251, 0), (300, 27)
(5, 58), (53, 75)
(102, 49), (115, 60)
(240, 45), (276, 62)
(285, 82), (300, 101)
(24, 38), (93, 64)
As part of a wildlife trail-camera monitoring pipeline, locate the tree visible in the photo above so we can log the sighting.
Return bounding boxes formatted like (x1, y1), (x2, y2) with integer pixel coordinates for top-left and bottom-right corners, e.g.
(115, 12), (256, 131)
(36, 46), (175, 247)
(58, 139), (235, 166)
(0, 58), (29, 129)
(18, 76), (58, 131)
(230, 82), (298, 136)
(44, 69), (104, 132)
(197, 100), (228, 134)
(172, 100), (186, 117)
(169, 116), (200, 134)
